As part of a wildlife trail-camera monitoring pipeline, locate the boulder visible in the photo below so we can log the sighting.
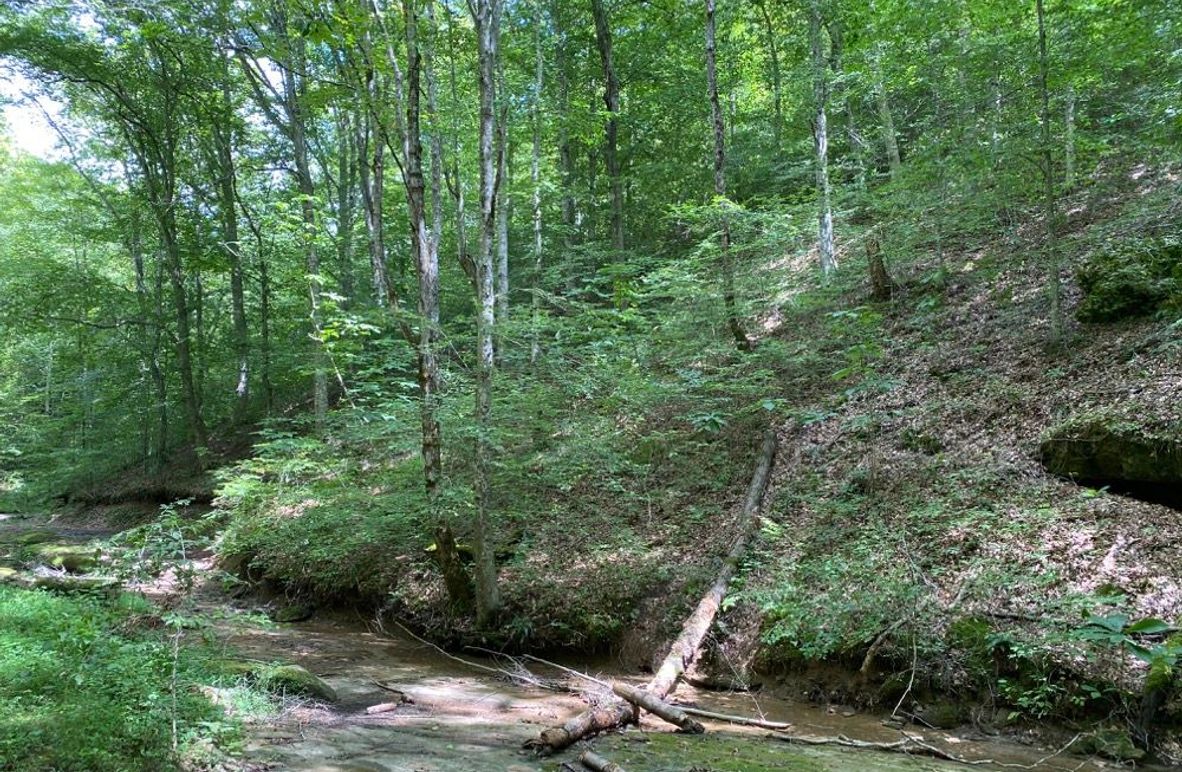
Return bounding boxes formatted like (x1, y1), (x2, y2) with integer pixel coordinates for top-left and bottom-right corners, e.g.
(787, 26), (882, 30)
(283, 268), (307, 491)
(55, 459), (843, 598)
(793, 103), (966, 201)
(36, 545), (99, 574)
(272, 603), (315, 623)
(260, 664), (338, 703)
(1041, 418), (1182, 507)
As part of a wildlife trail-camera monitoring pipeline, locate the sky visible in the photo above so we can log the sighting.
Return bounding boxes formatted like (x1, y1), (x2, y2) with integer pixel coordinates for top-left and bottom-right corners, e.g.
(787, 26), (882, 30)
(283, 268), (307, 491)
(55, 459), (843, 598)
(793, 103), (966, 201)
(1, 66), (64, 160)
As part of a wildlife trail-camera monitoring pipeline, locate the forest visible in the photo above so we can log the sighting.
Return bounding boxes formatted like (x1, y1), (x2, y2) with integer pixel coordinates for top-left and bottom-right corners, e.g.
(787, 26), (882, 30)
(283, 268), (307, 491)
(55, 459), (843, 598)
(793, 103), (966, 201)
(0, 0), (1181, 769)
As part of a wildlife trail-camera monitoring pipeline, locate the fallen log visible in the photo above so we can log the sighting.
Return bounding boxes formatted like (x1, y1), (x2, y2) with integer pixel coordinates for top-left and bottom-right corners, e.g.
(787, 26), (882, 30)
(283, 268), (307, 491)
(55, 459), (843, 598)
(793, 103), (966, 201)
(365, 702), (404, 715)
(579, 750), (627, 772)
(529, 430), (778, 754)
(670, 703), (792, 731)
(612, 682), (703, 734)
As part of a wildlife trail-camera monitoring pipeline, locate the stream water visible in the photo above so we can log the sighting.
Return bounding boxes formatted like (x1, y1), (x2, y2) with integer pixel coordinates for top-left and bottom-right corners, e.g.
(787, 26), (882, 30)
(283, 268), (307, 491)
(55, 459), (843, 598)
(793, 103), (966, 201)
(0, 515), (1118, 771)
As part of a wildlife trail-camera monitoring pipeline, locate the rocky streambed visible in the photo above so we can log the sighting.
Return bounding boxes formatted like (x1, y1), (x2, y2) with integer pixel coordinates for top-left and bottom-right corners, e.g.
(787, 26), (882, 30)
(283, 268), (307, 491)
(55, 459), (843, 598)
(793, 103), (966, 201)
(0, 513), (1123, 771)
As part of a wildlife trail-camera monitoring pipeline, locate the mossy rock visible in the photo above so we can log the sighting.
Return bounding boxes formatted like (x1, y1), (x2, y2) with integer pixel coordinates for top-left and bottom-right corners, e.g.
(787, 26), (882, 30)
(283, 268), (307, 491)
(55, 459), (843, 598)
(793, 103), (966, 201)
(914, 701), (967, 729)
(259, 664), (337, 702)
(0, 566), (19, 583)
(1040, 418), (1182, 485)
(1076, 238), (1182, 323)
(15, 529), (59, 546)
(216, 659), (338, 703)
(272, 603), (315, 623)
(29, 574), (119, 595)
(1077, 727), (1145, 762)
(36, 545), (99, 574)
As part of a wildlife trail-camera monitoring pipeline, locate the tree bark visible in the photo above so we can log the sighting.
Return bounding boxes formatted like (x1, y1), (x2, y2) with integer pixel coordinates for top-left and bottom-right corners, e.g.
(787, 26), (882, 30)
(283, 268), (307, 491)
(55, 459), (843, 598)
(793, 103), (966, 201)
(611, 682), (704, 734)
(580, 751), (627, 772)
(809, 0), (836, 276)
(704, 0), (750, 350)
(472, 0), (504, 625)
(873, 43), (902, 180)
(213, 51), (250, 422)
(754, 0), (783, 145)
(530, 431), (778, 753)
(1064, 83), (1076, 190)
(591, 0), (624, 250)
(495, 111), (511, 333)
(530, 5), (545, 365)
(1036, 0), (1062, 344)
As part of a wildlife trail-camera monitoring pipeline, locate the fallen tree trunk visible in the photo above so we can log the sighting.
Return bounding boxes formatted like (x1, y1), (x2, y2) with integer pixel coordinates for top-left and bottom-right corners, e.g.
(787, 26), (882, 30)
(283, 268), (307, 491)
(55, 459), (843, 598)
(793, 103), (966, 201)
(612, 682), (703, 734)
(530, 430), (778, 754)
(579, 750), (627, 772)
(670, 703), (792, 731)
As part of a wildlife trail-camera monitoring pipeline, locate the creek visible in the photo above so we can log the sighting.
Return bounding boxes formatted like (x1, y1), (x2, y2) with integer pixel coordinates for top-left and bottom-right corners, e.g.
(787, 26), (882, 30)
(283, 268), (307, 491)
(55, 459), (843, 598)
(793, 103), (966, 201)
(0, 514), (1113, 771)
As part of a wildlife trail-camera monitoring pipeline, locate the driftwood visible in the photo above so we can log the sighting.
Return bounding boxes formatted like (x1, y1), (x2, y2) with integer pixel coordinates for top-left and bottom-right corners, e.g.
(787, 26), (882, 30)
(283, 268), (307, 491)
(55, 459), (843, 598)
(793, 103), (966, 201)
(612, 682), (703, 734)
(579, 750), (627, 772)
(529, 430), (778, 754)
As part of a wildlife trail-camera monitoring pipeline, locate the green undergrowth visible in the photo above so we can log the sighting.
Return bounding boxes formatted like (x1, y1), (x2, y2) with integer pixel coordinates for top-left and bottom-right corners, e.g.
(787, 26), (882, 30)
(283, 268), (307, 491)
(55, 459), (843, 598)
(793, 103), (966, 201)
(0, 585), (241, 771)
(726, 165), (1182, 741)
(214, 288), (786, 649)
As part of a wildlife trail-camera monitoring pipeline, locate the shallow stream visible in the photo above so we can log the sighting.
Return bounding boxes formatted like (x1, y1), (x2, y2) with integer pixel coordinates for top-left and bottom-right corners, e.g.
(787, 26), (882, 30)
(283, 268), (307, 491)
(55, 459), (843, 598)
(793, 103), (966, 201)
(0, 514), (1117, 771)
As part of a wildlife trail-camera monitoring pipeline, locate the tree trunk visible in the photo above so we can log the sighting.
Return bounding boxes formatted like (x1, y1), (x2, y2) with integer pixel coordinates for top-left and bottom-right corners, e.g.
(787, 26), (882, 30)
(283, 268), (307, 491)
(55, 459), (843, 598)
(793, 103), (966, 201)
(213, 56), (250, 422)
(809, 0), (836, 276)
(495, 112), (511, 333)
(591, 0), (624, 251)
(873, 43), (902, 180)
(754, 0), (783, 145)
(553, 1), (577, 237)
(867, 237), (893, 301)
(611, 682), (704, 734)
(336, 110), (358, 307)
(472, 0), (503, 625)
(530, 431), (778, 753)
(705, 0), (750, 350)
(826, 16), (866, 192)
(1064, 83), (1076, 190)
(1036, 0), (1062, 344)
(530, 5), (545, 365)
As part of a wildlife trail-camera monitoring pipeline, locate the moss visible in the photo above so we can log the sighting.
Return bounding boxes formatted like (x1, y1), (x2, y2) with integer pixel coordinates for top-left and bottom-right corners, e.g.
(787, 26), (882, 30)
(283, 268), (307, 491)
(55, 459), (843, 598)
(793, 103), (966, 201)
(1076, 238), (1182, 323)
(1077, 727), (1145, 761)
(35, 544), (99, 574)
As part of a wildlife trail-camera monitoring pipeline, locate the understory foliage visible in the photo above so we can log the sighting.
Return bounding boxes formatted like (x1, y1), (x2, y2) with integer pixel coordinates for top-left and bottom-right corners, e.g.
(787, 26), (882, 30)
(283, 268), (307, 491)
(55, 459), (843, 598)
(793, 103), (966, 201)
(0, 586), (231, 771)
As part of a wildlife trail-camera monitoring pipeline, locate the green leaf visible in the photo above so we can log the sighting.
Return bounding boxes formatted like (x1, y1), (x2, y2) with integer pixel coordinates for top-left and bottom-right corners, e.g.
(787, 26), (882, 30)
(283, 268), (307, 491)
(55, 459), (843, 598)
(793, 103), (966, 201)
(1124, 618), (1175, 635)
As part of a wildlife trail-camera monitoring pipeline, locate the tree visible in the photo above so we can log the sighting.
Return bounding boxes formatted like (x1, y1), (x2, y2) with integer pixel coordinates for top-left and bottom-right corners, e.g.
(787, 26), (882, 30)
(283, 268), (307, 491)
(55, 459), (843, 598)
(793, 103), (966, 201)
(471, 0), (504, 624)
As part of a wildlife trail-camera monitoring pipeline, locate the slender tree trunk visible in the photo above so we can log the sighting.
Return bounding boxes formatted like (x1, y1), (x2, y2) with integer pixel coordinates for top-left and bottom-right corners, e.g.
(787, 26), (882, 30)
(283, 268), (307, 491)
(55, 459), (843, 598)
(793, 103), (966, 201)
(359, 114), (392, 306)
(990, 72), (1002, 164)
(405, 0), (471, 609)
(286, 67), (329, 430)
(1036, 0), (1062, 344)
(424, 0), (445, 254)
(159, 217), (208, 448)
(530, 5), (545, 365)
(705, 0), (750, 350)
(213, 59), (250, 422)
(445, 5), (475, 285)
(336, 110), (358, 308)
(1064, 83), (1076, 190)
(130, 214), (168, 468)
(591, 0), (624, 250)
(472, 0), (504, 625)
(553, 1), (576, 236)
(809, 0), (836, 276)
(754, 0), (783, 145)
(873, 43), (902, 180)
(826, 16), (866, 192)
(495, 114), (511, 332)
